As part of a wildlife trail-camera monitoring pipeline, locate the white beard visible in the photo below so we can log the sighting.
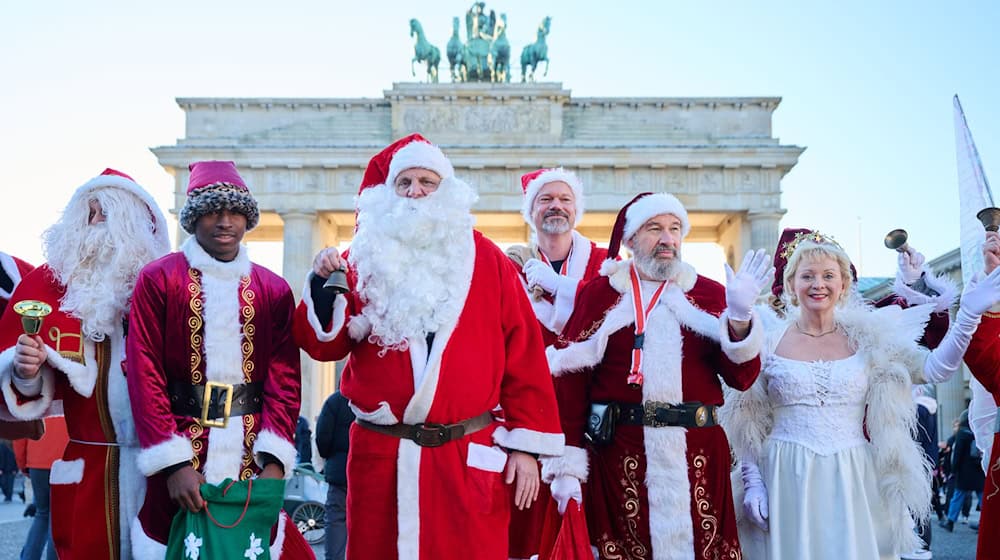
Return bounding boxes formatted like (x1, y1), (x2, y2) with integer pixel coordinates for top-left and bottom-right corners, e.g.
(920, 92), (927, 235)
(349, 177), (478, 352)
(43, 187), (165, 341)
(634, 243), (682, 282)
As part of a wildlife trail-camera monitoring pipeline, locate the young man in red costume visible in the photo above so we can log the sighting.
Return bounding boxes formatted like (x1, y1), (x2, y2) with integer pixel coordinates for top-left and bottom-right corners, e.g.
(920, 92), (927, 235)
(293, 134), (564, 560)
(543, 192), (772, 559)
(126, 161), (312, 559)
(1, 168), (171, 558)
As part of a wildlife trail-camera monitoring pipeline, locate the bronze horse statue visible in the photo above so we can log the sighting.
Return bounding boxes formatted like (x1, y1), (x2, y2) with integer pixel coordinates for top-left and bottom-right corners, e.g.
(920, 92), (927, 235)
(409, 18), (440, 83)
(491, 13), (510, 83)
(446, 17), (465, 81)
(520, 16), (551, 82)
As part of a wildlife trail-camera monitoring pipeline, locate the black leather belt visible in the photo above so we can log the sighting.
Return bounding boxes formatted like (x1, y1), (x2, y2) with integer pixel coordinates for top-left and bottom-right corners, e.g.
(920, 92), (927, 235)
(356, 411), (493, 447)
(168, 381), (264, 429)
(617, 401), (719, 428)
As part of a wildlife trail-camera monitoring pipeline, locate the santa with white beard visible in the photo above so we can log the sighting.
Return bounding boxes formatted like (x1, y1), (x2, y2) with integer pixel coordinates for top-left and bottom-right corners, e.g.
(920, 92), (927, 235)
(293, 134), (565, 560)
(0, 168), (170, 559)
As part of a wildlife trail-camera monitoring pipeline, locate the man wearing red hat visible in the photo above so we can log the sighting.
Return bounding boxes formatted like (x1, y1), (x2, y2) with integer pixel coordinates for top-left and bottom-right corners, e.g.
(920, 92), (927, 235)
(0, 169), (171, 559)
(507, 167), (607, 559)
(125, 161), (310, 559)
(543, 192), (772, 559)
(293, 134), (564, 560)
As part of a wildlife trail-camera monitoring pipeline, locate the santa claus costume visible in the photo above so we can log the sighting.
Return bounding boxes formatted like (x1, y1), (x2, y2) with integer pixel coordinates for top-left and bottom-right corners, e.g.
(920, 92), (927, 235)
(543, 193), (766, 559)
(0, 252), (34, 317)
(126, 161), (310, 559)
(508, 168), (607, 559)
(293, 134), (564, 560)
(0, 169), (171, 559)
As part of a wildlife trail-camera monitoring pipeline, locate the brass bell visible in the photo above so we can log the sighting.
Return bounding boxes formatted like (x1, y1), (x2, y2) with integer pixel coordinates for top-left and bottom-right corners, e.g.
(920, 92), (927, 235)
(977, 207), (1000, 232)
(883, 229), (910, 253)
(322, 268), (349, 295)
(13, 300), (52, 336)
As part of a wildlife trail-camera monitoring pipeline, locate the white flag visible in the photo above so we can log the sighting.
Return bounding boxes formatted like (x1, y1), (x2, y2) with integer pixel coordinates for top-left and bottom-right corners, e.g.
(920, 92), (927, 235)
(955, 94), (997, 471)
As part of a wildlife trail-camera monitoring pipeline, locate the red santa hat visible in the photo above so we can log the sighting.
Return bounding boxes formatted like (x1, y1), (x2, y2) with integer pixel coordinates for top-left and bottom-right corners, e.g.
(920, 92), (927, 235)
(604, 192), (691, 261)
(72, 168), (171, 254)
(771, 227), (857, 298)
(360, 133), (455, 195)
(520, 167), (584, 228)
(179, 160), (259, 233)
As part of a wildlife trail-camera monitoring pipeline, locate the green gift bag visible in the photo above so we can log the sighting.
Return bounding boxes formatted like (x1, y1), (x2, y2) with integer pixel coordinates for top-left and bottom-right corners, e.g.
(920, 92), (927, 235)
(166, 478), (286, 560)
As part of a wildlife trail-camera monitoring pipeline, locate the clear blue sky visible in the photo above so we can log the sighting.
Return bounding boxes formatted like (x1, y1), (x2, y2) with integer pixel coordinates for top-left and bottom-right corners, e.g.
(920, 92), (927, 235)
(2, 0), (998, 278)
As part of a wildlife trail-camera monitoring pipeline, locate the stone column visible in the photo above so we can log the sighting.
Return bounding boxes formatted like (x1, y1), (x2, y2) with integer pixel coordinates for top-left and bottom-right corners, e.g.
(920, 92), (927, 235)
(746, 211), (785, 263)
(279, 211), (323, 422)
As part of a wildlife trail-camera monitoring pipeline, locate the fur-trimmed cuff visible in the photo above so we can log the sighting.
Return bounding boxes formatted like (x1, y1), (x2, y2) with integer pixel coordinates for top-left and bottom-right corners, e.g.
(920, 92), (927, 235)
(493, 427), (565, 456)
(893, 270), (959, 313)
(0, 347), (55, 420)
(540, 446), (589, 483)
(136, 434), (194, 476)
(719, 310), (763, 365)
(301, 275), (349, 342)
(546, 339), (602, 377)
(271, 510), (289, 558)
(253, 429), (297, 479)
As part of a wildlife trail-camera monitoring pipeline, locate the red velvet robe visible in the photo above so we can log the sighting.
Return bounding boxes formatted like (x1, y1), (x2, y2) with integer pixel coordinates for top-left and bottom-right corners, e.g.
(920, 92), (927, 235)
(126, 240), (307, 559)
(293, 230), (564, 560)
(959, 313), (1000, 560)
(544, 259), (763, 560)
(509, 231), (608, 559)
(0, 265), (143, 560)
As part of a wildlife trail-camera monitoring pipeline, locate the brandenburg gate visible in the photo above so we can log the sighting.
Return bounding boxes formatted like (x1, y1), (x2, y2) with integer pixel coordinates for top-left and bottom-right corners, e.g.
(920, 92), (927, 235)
(152, 81), (804, 419)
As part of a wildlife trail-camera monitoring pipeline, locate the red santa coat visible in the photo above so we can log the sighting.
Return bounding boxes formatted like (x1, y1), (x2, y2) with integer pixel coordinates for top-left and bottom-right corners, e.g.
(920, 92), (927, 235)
(0, 252), (34, 317)
(959, 313), (1000, 560)
(126, 239), (304, 559)
(509, 231), (607, 559)
(0, 265), (145, 560)
(543, 259), (763, 560)
(293, 230), (564, 560)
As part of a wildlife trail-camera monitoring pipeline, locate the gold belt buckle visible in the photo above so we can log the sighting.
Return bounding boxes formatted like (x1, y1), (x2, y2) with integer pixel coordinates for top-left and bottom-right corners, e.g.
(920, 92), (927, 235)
(694, 406), (708, 427)
(201, 382), (233, 429)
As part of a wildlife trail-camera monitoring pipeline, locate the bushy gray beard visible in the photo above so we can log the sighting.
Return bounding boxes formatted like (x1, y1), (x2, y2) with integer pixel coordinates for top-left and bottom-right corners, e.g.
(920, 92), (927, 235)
(633, 243), (680, 282)
(539, 211), (572, 235)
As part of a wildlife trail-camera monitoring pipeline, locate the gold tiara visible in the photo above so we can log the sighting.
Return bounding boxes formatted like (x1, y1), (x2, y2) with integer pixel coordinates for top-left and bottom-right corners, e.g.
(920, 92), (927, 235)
(779, 231), (844, 260)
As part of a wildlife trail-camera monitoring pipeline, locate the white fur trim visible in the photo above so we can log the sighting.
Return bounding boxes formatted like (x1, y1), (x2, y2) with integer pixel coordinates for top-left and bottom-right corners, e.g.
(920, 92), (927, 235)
(118, 443), (147, 559)
(892, 269), (959, 313)
(526, 232), (594, 335)
(396, 439), (421, 560)
(718, 310), (764, 365)
(492, 427), (564, 456)
(521, 168), (585, 228)
(271, 509), (289, 559)
(348, 400), (399, 425)
(347, 314), (371, 342)
(74, 173), (171, 257)
(49, 458), (84, 484)
(601, 258), (697, 294)
(540, 445), (589, 483)
(386, 139), (454, 188)
(136, 433), (194, 476)
(105, 325), (138, 446)
(0, 253), (22, 301)
(301, 273), (349, 342)
(624, 192), (690, 239)
(182, 236), (252, 280)
(0, 346), (56, 419)
(204, 418), (246, 485)
(254, 429), (298, 479)
(467, 443), (509, 472)
(130, 516), (167, 560)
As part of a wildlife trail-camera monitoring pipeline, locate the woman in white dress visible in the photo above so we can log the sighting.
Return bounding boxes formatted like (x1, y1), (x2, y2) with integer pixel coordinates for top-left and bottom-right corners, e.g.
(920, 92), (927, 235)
(725, 229), (1000, 560)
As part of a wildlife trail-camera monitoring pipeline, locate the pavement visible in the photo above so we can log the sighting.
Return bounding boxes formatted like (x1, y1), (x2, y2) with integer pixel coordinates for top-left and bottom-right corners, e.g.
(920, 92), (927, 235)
(0, 497), (979, 559)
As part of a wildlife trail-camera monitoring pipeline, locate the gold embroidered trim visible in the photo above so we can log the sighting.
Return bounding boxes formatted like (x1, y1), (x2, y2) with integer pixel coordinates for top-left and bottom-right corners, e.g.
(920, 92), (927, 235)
(47, 326), (84, 360)
(188, 269), (204, 384)
(692, 453), (742, 560)
(239, 276), (255, 383)
(241, 414), (257, 480)
(188, 422), (204, 471)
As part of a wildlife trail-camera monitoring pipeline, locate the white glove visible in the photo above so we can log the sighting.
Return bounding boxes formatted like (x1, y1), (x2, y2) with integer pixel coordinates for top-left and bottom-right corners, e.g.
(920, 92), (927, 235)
(897, 248), (925, 285)
(523, 258), (561, 295)
(550, 474), (583, 515)
(741, 461), (769, 531)
(724, 249), (773, 322)
(924, 268), (1000, 382)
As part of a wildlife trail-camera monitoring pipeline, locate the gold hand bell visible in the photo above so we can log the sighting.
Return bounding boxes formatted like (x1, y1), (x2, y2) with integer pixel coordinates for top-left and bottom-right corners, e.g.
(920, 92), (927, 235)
(12, 300), (52, 336)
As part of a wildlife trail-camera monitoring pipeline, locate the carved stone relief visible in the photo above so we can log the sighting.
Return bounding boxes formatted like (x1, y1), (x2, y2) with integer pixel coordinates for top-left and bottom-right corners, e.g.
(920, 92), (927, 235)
(401, 104), (550, 135)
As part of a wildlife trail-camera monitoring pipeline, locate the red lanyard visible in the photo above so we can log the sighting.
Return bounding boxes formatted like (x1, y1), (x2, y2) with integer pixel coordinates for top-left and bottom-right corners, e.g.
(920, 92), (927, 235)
(538, 243), (572, 276)
(628, 264), (667, 388)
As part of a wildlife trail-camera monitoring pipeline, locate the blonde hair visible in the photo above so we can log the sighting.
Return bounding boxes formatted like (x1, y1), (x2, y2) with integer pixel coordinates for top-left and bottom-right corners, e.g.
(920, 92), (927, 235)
(780, 240), (854, 308)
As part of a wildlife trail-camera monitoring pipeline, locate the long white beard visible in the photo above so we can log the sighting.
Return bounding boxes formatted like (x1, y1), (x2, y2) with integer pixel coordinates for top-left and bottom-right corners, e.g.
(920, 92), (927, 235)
(634, 243), (682, 282)
(349, 178), (478, 352)
(43, 188), (165, 341)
